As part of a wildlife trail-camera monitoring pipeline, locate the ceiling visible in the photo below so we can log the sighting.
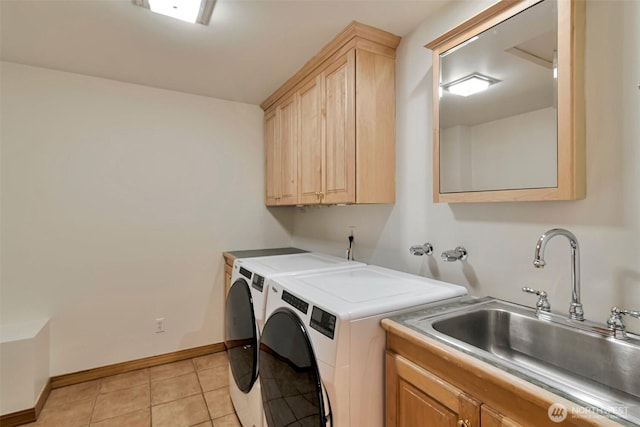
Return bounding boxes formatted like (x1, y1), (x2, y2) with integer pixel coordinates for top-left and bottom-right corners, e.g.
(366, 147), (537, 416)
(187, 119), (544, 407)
(1, 0), (451, 106)
(440, 0), (557, 128)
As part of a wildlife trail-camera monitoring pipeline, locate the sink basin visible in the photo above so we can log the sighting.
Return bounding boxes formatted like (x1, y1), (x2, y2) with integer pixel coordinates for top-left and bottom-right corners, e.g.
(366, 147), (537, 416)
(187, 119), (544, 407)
(408, 299), (640, 425)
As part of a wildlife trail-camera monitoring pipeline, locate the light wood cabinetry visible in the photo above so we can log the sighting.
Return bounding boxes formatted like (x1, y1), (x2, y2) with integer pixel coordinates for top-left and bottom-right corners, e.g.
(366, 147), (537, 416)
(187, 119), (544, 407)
(262, 22), (399, 206)
(387, 352), (480, 427)
(481, 406), (523, 427)
(298, 75), (324, 204)
(222, 252), (235, 296)
(383, 319), (619, 427)
(264, 95), (298, 205)
(321, 50), (356, 204)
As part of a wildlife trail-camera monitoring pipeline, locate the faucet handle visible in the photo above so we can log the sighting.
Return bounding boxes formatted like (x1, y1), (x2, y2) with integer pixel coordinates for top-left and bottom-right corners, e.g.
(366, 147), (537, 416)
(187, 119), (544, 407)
(441, 247), (467, 262)
(620, 308), (640, 319)
(522, 287), (551, 312)
(410, 243), (433, 256)
(609, 306), (640, 320)
(607, 307), (639, 339)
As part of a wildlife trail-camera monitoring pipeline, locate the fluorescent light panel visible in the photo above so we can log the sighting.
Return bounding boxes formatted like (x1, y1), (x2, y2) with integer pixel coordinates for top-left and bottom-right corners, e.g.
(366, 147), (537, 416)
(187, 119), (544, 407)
(149, 0), (200, 23)
(133, 0), (215, 25)
(442, 73), (499, 97)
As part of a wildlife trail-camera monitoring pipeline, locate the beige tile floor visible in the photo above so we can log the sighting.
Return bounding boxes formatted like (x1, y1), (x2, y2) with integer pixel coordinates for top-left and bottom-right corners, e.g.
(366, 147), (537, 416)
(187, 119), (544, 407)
(24, 352), (241, 427)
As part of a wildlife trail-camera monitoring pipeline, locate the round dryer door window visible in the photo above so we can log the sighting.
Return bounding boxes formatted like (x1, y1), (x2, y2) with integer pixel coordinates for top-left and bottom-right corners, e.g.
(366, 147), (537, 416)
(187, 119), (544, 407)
(225, 278), (258, 393)
(259, 308), (331, 427)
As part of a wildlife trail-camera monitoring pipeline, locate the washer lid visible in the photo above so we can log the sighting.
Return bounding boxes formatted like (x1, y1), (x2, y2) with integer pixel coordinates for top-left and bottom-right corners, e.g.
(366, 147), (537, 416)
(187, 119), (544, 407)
(270, 265), (468, 320)
(236, 253), (363, 277)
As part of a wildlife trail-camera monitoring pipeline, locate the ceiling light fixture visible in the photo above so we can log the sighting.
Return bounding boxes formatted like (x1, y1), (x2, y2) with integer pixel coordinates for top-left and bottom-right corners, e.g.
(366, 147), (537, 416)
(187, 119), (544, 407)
(132, 0), (216, 25)
(441, 73), (500, 97)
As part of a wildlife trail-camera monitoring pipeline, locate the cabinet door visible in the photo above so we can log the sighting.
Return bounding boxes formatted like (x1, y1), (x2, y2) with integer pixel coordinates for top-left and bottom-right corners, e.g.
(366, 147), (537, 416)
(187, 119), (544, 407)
(481, 405), (523, 427)
(264, 109), (280, 205)
(322, 50), (355, 204)
(386, 352), (480, 427)
(298, 76), (323, 204)
(355, 49), (396, 203)
(278, 95), (298, 205)
(398, 379), (458, 426)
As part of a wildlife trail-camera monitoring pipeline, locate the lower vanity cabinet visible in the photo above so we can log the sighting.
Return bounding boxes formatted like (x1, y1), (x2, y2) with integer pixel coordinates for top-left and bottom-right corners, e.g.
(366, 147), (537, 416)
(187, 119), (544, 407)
(383, 320), (619, 427)
(386, 352), (482, 427)
(481, 406), (523, 427)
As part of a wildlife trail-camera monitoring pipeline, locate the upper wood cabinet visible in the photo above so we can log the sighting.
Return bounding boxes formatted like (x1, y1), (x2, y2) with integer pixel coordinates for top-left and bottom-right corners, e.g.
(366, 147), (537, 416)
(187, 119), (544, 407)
(262, 22), (400, 206)
(298, 75), (324, 205)
(320, 50), (356, 204)
(264, 94), (298, 205)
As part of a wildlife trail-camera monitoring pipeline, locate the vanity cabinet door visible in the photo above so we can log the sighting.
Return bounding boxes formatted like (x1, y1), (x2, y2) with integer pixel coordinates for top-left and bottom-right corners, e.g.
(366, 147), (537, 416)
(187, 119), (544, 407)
(481, 405), (523, 427)
(386, 352), (480, 427)
(397, 379), (458, 426)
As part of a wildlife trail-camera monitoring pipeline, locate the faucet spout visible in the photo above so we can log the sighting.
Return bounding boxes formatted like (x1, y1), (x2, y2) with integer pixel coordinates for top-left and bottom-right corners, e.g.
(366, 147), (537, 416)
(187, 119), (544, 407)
(533, 228), (583, 321)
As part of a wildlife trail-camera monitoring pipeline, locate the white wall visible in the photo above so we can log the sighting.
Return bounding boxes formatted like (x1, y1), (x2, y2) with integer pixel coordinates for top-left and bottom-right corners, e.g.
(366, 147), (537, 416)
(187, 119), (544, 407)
(0, 62), (293, 376)
(291, 0), (640, 332)
(441, 107), (557, 192)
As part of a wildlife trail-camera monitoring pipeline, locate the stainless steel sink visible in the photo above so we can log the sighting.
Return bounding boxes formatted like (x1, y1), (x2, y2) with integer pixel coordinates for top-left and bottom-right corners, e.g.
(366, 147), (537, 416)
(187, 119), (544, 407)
(407, 299), (640, 425)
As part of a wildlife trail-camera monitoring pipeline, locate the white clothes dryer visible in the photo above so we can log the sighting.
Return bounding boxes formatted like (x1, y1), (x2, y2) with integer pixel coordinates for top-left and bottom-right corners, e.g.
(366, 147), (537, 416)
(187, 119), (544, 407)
(258, 265), (467, 427)
(225, 253), (363, 427)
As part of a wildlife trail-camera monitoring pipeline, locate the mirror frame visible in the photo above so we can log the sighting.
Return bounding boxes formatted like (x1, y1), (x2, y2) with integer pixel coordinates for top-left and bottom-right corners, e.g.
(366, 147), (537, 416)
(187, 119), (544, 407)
(426, 0), (585, 203)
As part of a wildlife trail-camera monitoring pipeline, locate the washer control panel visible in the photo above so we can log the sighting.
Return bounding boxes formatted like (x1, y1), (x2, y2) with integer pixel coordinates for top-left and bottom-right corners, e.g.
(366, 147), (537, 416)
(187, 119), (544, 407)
(252, 274), (265, 292)
(239, 266), (252, 280)
(310, 306), (336, 340)
(282, 290), (309, 315)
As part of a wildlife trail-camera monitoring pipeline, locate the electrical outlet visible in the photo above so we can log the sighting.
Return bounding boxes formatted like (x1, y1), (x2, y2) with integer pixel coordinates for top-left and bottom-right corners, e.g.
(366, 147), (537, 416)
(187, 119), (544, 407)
(155, 318), (165, 333)
(348, 225), (356, 238)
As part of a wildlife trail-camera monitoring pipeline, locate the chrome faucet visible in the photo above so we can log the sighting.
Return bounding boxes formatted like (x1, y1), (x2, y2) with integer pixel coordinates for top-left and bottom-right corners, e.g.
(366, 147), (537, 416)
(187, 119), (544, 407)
(441, 246), (467, 262)
(522, 287), (551, 315)
(410, 243), (433, 256)
(533, 228), (584, 321)
(607, 307), (640, 340)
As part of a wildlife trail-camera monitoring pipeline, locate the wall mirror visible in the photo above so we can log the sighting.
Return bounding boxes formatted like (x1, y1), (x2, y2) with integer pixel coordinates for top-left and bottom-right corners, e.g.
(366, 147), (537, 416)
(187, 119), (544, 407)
(426, 0), (585, 203)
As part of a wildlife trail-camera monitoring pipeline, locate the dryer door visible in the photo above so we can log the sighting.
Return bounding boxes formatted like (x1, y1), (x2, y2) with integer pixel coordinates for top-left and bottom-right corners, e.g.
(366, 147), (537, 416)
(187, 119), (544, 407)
(259, 308), (331, 427)
(225, 278), (258, 393)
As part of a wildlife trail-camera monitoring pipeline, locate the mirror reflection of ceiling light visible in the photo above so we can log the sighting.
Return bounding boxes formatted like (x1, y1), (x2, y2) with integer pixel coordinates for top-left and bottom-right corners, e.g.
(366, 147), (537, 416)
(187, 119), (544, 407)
(442, 73), (500, 97)
(132, 0), (216, 25)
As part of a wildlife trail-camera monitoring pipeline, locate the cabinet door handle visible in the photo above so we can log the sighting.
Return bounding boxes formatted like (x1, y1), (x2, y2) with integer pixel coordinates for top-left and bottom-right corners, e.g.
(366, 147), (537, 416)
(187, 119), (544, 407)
(457, 420), (471, 427)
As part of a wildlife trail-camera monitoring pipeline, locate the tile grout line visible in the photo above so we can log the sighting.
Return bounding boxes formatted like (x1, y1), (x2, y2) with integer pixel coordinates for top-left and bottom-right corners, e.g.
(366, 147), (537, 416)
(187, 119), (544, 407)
(192, 357), (215, 424)
(87, 378), (101, 426)
(31, 356), (235, 427)
(88, 371), (151, 426)
(190, 356), (211, 426)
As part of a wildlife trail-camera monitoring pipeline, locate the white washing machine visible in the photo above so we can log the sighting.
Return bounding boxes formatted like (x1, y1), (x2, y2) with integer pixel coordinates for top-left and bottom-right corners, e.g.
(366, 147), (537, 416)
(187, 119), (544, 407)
(225, 253), (364, 427)
(258, 265), (468, 427)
